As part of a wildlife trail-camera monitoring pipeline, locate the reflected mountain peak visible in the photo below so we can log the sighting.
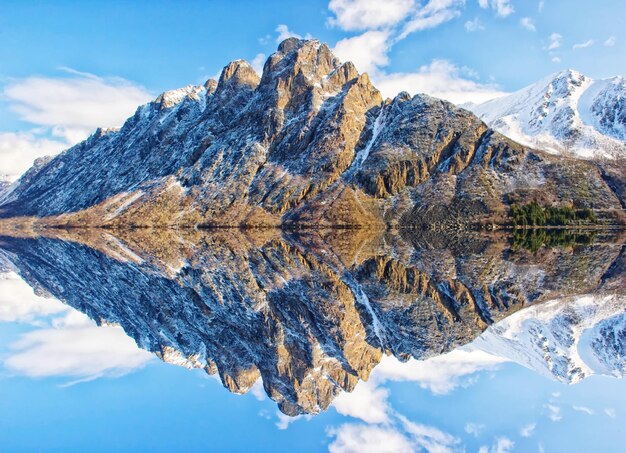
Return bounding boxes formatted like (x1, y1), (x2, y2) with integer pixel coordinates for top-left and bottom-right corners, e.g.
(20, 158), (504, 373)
(0, 227), (624, 415)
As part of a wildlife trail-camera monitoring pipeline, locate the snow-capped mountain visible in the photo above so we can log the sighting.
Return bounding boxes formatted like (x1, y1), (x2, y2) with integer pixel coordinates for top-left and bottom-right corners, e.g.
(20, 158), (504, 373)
(466, 69), (626, 159)
(469, 294), (626, 384)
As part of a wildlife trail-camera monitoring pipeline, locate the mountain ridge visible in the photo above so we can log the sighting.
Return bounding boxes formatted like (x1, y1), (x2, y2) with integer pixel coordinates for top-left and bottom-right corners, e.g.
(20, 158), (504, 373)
(1, 39), (624, 228)
(466, 69), (626, 159)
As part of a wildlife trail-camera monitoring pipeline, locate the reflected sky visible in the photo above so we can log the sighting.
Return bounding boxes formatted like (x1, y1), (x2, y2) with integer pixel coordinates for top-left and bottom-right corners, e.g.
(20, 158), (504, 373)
(0, 230), (624, 452)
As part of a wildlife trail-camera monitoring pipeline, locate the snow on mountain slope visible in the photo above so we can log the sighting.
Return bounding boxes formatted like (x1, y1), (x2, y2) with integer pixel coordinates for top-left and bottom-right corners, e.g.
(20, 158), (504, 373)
(466, 70), (626, 159)
(468, 295), (626, 384)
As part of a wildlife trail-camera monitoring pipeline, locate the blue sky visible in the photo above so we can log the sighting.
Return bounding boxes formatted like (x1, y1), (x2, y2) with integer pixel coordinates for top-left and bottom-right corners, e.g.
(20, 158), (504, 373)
(1, 0), (625, 179)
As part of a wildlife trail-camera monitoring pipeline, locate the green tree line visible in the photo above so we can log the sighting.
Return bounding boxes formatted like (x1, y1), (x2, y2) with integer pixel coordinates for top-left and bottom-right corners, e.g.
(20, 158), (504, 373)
(511, 229), (597, 253)
(510, 201), (597, 227)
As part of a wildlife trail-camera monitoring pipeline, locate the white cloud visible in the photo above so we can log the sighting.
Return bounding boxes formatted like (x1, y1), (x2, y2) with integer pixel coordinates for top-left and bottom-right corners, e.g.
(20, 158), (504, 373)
(4, 310), (153, 380)
(546, 32), (562, 50)
(545, 404), (562, 422)
(398, 0), (465, 39)
(275, 411), (310, 430)
(0, 272), (68, 322)
(573, 39), (594, 50)
(478, 0), (515, 17)
(465, 422), (485, 437)
(0, 132), (66, 182)
(333, 30), (392, 74)
(328, 424), (414, 453)
(275, 24), (313, 43)
(604, 408), (616, 418)
(465, 17), (485, 32)
(519, 422), (536, 437)
(572, 405), (594, 415)
(551, 56), (561, 63)
(479, 437), (515, 453)
(519, 17), (536, 32)
(249, 378), (266, 401)
(0, 70), (152, 180)
(3, 71), (152, 143)
(327, 0), (415, 31)
(328, 418), (462, 453)
(604, 36), (617, 47)
(399, 415), (462, 452)
(250, 53), (266, 75)
(370, 350), (505, 395)
(373, 59), (507, 105)
(538, 0), (545, 12)
(333, 379), (390, 424)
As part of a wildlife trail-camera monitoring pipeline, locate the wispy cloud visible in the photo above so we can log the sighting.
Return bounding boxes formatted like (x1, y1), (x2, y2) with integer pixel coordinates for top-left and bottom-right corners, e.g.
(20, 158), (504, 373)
(398, 0), (465, 39)
(604, 36), (617, 47)
(572, 405), (594, 415)
(545, 404), (562, 422)
(327, 0), (415, 31)
(479, 437), (515, 453)
(275, 24), (313, 43)
(546, 32), (562, 50)
(465, 422), (486, 437)
(520, 17), (536, 32)
(519, 422), (536, 437)
(478, 0), (515, 18)
(465, 17), (485, 32)
(573, 39), (594, 50)
(605, 408), (617, 418)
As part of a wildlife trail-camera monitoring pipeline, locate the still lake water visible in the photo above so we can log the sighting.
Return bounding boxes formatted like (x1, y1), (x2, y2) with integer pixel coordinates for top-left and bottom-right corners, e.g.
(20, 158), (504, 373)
(0, 228), (624, 452)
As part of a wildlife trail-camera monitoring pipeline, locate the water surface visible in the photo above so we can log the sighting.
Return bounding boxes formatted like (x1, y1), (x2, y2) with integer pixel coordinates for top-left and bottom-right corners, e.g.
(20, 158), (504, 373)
(0, 228), (624, 452)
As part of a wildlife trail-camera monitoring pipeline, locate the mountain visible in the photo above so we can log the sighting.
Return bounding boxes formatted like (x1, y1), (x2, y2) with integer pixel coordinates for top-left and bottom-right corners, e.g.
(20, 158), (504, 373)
(0, 228), (623, 414)
(466, 69), (626, 160)
(1, 40), (624, 227)
(470, 294), (626, 384)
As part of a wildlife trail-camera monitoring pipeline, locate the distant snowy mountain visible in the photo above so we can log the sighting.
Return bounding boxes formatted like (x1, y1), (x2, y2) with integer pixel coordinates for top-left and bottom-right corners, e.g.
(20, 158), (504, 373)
(466, 70), (626, 159)
(469, 295), (626, 384)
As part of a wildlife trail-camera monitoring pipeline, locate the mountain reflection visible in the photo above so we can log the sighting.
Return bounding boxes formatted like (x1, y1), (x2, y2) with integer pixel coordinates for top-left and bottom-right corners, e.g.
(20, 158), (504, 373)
(0, 228), (624, 415)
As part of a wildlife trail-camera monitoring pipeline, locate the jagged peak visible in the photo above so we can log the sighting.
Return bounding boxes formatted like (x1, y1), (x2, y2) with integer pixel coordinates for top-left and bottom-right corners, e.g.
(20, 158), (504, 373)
(154, 84), (206, 110)
(261, 38), (340, 87)
(216, 59), (260, 93)
(277, 37), (321, 55)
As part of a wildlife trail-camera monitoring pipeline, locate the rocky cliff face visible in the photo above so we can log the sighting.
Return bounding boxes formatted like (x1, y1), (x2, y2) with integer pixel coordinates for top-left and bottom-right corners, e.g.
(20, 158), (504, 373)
(1, 40), (623, 226)
(1, 228), (623, 414)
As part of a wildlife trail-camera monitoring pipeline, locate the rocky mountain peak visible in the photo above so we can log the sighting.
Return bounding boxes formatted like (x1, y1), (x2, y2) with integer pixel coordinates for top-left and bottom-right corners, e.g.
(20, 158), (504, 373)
(261, 39), (340, 90)
(216, 59), (260, 94)
(153, 85), (206, 110)
(203, 78), (218, 95)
